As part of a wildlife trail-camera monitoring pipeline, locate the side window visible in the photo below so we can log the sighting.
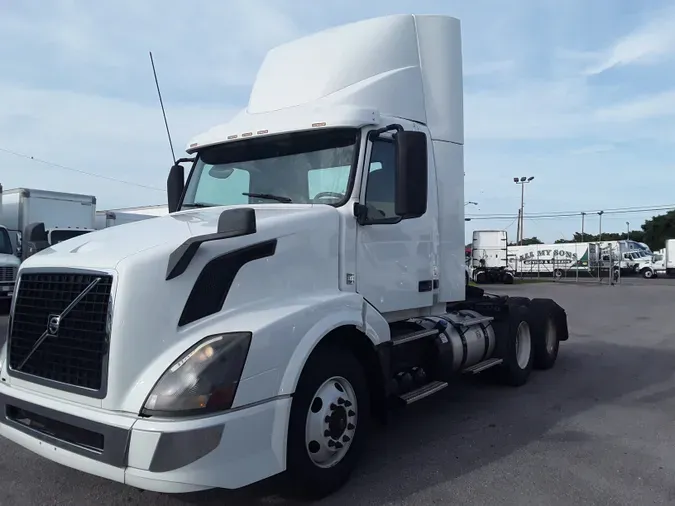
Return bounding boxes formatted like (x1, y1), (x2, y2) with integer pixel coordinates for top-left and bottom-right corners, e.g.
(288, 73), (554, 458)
(193, 166), (250, 205)
(364, 140), (396, 219)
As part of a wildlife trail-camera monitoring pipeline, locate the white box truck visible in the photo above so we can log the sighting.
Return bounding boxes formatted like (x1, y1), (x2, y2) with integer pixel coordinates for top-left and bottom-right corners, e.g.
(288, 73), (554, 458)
(0, 184), (21, 299)
(0, 15), (570, 500)
(640, 239), (675, 278)
(1, 188), (96, 256)
(470, 230), (514, 284)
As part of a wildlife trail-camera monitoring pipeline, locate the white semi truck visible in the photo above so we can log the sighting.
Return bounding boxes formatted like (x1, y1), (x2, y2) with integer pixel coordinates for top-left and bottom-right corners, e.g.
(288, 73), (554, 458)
(0, 15), (570, 499)
(470, 230), (514, 284)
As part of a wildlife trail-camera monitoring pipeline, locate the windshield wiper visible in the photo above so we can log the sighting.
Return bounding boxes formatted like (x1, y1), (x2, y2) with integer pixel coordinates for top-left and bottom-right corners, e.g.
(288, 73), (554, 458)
(182, 203), (212, 208)
(242, 192), (292, 203)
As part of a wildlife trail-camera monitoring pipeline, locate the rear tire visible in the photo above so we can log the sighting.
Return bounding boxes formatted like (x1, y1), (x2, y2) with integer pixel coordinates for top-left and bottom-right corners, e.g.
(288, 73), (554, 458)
(503, 271), (514, 284)
(282, 345), (370, 500)
(494, 304), (534, 386)
(529, 298), (565, 369)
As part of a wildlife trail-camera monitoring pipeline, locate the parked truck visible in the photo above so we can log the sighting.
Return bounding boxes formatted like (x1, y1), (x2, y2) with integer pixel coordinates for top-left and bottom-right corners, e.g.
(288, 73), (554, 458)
(0, 15), (570, 500)
(470, 230), (514, 284)
(95, 205), (169, 230)
(0, 184), (21, 300)
(1, 188), (96, 257)
(638, 239), (675, 278)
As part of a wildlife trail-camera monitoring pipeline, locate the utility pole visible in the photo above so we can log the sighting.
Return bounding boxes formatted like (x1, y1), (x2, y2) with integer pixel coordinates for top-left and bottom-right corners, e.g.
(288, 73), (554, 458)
(581, 212), (586, 242)
(598, 210), (604, 242)
(513, 176), (534, 245)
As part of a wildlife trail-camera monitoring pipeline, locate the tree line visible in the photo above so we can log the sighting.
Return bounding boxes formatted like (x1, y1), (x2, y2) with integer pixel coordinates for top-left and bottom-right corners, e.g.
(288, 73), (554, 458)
(491, 210), (675, 250)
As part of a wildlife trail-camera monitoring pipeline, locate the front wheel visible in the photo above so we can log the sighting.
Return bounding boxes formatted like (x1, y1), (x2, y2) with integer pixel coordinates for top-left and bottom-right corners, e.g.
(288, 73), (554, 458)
(282, 346), (370, 500)
(642, 268), (654, 279)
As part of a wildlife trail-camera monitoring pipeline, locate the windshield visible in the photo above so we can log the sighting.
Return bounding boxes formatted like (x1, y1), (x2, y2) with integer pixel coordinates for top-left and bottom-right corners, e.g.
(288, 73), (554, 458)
(0, 228), (12, 255)
(49, 229), (93, 245)
(182, 128), (358, 209)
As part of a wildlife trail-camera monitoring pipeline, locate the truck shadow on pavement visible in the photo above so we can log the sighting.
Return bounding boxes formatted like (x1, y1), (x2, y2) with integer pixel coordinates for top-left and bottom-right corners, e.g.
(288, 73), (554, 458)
(147, 339), (675, 505)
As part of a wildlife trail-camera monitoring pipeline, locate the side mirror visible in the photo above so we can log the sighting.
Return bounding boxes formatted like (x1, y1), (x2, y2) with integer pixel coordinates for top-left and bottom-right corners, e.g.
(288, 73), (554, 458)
(22, 222), (50, 261)
(167, 164), (185, 213)
(394, 131), (428, 218)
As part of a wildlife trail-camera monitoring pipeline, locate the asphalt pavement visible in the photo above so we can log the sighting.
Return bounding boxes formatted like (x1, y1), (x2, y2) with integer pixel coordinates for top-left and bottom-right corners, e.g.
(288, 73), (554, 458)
(2, 281), (675, 505)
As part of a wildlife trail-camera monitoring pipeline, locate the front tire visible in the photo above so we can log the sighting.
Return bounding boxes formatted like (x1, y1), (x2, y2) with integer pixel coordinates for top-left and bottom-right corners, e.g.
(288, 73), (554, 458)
(282, 346), (370, 500)
(642, 268), (653, 279)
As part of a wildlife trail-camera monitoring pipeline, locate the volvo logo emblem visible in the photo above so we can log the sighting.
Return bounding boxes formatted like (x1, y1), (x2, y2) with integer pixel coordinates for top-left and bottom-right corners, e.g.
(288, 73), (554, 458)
(47, 314), (61, 335)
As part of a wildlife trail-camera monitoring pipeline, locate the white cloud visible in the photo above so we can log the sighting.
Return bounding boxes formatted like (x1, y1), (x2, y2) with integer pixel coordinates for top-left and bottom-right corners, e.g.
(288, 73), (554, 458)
(569, 144), (615, 155)
(593, 90), (675, 123)
(465, 60), (515, 77)
(584, 4), (675, 75)
(1, 0), (675, 242)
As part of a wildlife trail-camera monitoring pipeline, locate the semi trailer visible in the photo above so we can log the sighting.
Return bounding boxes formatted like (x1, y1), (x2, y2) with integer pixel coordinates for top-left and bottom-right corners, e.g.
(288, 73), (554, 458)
(0, 14), (570, 500)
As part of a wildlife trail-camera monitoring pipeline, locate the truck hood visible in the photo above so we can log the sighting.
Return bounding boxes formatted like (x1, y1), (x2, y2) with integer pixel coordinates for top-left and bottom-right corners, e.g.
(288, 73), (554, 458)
(21, 204), (329, 270)
(0, 253), (20, 267)
(14, 204), (343, 411)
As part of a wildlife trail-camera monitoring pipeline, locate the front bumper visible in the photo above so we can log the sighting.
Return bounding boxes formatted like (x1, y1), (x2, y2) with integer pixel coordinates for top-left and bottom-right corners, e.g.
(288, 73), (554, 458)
(0, 383), (291, 493)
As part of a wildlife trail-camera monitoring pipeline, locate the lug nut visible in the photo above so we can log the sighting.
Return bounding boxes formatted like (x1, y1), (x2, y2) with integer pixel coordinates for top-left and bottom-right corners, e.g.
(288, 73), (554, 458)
(348, 410), (355, 417)
(342, 435), (351, 443)
(334, 442), (344, 449)
(344, 400), (352, 407)
(337, 398), (345, 405)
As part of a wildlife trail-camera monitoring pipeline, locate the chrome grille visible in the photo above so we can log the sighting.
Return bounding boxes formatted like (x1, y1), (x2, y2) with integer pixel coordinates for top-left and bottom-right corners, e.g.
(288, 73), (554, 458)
(0, 266), (17, 283)
(8, 271), (113, 393)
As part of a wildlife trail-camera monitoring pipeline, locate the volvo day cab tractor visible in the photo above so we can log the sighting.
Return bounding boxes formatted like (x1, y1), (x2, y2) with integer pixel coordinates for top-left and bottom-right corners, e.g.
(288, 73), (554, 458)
(0, 15), (570, 500)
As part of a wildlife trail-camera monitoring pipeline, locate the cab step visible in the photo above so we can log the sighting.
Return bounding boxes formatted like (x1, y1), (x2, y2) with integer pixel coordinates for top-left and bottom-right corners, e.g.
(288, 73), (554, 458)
(463, 357), (503, 374)
(398, 380), (448, 404)
(391, 328), (439, 346)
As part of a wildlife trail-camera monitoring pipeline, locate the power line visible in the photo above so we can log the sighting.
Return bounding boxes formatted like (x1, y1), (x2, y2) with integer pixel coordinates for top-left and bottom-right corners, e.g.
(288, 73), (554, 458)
(0, 146), (166, 192)
(467, 204), (675, 220)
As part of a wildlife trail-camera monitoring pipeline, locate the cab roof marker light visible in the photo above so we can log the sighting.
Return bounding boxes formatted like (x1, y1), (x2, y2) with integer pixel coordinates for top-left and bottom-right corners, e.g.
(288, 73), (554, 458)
(241, 132), (253, 137)
(189, 143), (198, 148)
(312, 122), (327, 128)
(257, 129), (269, 135)
(227, 135), (238, 140)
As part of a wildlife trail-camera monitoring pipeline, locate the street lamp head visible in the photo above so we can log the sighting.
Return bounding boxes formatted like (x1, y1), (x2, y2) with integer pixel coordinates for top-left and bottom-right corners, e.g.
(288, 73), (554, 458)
(513, 177), (519, 183)
(520, 176), (527, 182)
(527, 176), (535, 182)
(598, 210), (604, 216)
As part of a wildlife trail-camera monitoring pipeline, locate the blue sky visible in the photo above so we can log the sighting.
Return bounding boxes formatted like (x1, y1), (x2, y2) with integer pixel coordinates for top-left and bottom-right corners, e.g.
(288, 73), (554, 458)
(1, 0), (674, 243)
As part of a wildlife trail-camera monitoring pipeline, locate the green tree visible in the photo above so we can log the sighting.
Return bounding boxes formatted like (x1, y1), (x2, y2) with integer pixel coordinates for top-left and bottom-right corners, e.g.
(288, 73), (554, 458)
(508, 236), (543, 246)
(642, 210), (675, 250)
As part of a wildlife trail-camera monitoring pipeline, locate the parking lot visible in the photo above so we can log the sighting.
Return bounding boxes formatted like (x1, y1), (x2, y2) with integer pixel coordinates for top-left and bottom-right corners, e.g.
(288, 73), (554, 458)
(2, 281), (675, 505)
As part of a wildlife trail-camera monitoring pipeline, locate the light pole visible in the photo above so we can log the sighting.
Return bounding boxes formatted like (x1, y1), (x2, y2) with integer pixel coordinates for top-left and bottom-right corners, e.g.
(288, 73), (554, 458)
(598, 211), (604, 242)
(581, 212), (586, 242)
(513, 176), (534, 245)
(465, 201), (478, 207)
(626, 221), (630, 240)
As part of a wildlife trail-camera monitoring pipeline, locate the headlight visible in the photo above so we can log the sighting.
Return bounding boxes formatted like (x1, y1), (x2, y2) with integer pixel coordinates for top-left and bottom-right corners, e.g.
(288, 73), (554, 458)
(141, 332), (252, 417)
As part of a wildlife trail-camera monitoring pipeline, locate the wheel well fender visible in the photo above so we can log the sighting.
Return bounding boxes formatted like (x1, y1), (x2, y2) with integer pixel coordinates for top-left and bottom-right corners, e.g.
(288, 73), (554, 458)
(277, 301), (390, 422)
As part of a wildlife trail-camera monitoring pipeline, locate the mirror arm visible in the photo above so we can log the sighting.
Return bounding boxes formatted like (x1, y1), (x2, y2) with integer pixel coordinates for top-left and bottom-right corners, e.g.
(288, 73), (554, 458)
(368, 123), (403, 141)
